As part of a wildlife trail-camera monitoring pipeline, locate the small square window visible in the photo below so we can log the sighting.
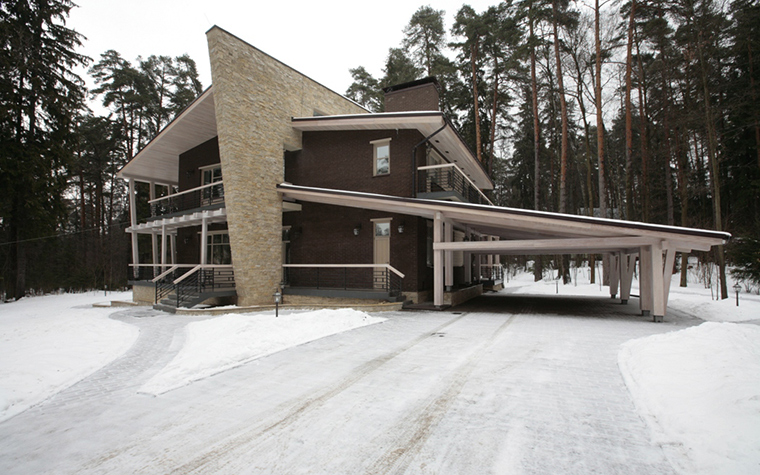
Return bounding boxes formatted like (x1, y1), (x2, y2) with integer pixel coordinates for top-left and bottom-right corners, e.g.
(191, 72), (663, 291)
(375, 222), (391, 237)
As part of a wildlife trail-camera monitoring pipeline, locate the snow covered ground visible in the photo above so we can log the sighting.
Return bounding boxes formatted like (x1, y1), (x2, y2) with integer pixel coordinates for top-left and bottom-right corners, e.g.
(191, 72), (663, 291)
(140, 309), (386, 395)
(0, 268), (758, 474)
(504, 267), (760, 474)
(0, 291), (137, 422)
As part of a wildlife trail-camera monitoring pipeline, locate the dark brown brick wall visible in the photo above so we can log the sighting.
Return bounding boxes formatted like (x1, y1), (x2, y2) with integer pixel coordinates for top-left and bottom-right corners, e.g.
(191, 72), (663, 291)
(286, 129), (423, 197)
(178, 137), (220, 192)
(283, 203), (429, 292)
(384, 82), (440, 112)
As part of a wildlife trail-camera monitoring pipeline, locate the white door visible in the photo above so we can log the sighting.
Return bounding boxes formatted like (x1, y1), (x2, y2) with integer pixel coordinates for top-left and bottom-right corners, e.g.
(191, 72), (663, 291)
(373, 220), (391, 289)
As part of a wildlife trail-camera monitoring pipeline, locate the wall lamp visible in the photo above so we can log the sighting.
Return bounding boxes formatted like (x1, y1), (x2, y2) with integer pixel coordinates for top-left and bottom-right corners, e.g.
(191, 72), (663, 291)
(353, 224), (362, 236)
(397, 221), (405, 234)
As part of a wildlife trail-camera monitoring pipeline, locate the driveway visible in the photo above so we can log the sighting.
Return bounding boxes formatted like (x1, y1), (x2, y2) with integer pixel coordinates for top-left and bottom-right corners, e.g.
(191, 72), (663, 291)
(0, 294), (699, 474)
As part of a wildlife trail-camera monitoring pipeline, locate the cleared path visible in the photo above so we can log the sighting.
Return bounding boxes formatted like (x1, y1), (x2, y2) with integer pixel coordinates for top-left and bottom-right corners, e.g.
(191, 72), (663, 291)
(0, 294), (699, 474)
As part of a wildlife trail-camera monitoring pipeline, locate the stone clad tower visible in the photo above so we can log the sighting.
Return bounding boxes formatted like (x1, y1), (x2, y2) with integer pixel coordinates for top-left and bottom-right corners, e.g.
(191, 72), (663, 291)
(206, 27), (366, 306)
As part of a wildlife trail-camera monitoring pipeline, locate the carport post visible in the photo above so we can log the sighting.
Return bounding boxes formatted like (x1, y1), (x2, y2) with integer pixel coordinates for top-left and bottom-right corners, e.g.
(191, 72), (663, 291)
(639, 246), (653, 316)
(650, 240), (665, 322)
(609, 253), (620, 299)
(434, 212), (444, 307)
(620, 254), (635, 304)
(128, 179), (139, 279)
(662, 244), (677, 316)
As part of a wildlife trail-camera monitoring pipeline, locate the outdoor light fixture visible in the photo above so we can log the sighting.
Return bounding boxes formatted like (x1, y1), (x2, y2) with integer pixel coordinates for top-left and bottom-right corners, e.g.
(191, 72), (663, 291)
(273, 288), (282, 317)
(398, 221), (405, 234)
(733, 283), (741, 306)
(353, 224), (362, 236)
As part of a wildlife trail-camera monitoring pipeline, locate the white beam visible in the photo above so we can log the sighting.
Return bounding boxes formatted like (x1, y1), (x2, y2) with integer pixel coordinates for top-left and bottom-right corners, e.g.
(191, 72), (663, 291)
(433, 236), (660, 253)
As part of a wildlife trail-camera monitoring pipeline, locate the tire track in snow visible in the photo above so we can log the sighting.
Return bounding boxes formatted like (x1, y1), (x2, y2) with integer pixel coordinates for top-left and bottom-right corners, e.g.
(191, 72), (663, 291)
(365, 313), (517, 475)
(164, 313), (470, 475)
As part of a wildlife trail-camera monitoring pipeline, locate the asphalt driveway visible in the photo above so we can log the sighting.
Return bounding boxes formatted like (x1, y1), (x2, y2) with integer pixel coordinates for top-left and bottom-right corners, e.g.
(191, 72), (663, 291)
(0, 294), (699, 474)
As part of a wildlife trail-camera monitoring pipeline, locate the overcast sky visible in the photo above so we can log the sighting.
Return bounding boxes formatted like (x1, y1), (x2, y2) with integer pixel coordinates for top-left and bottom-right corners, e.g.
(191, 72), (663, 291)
(68, 0), (499, 98)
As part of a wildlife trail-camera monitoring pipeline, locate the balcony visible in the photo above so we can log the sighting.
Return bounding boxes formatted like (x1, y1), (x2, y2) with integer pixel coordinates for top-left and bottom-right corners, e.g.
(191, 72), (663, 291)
(417, 164), (493, 206)
(149, 181), (224, 219)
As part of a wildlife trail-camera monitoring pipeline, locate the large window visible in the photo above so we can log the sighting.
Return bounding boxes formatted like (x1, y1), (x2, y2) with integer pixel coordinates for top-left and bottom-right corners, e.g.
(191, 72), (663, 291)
(206, 232), (231, 265)
(371, 138), (391, 176)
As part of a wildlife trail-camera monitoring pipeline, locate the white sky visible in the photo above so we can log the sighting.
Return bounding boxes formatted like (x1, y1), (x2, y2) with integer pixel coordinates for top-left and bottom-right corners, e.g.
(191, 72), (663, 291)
(67, 0), (499, 98)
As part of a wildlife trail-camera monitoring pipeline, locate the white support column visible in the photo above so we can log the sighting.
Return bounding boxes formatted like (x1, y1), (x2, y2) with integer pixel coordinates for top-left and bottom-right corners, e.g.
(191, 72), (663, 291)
(493, 236), (499, 277)
(128, 179), (139, 278)
(609, 253), (620, 298)
(170, 233), (177, 265)
(463, 226), (472, 284)
(433, 212), (444, 307)
(651, 241), (665, 322)
(639, 246), (653, 316)
(150, 182), (158, 266)
(160, 224), (167, 271)
(200, 216), (208, 266)
(662, 244), (677, 315)
(620, 254), (635, 304)
(474, 236), (482, 281)
(444, 220), (454, 290)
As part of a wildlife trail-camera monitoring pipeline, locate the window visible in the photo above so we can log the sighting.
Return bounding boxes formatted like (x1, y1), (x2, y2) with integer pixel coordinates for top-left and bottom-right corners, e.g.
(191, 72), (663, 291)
(202, 165), (222, 185)
(200, 165), (223, 204)
(375, 222), (391, 237)
(206, 232), (231, 265)
(372, 138), (391, 176)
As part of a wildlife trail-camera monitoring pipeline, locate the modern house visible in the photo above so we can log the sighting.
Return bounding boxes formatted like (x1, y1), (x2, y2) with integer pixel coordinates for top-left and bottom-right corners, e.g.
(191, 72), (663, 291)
(118, 26), (729, 321)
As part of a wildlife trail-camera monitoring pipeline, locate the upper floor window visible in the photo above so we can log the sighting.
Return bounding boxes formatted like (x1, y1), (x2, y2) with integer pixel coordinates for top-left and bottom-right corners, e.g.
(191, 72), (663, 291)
(371, 138), (391, 176)
(202, 165), (222, 185)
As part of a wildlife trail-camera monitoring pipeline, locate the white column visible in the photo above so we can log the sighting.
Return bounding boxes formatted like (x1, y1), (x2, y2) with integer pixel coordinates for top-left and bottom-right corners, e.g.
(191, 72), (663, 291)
(662, 244), (677, 316)
(128, 179), (139, 279)
(463, 226), (472, 284)
(444, 220), (453, 290)
(474, 236), (482, 281)
(200, 216), (208, 265)
(620, 254), (635, 303)
(609, 253), (620, 298)
(150, 182), (158, 266)
(639, 246), (653, 316)
(493, 236), (499, 277)
(160, 224), (167, 271)
(651, 241), (665, 321)
(170, 233), (177, 264)
(433, 212), (444, 307)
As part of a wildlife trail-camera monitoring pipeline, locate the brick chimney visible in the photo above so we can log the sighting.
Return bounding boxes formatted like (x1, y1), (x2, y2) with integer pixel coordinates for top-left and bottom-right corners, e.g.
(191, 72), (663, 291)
(383, 77), (440, 112)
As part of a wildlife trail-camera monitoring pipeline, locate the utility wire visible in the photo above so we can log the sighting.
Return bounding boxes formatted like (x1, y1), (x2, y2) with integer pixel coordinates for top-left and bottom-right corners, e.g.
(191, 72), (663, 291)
(0, 221), (129, 247)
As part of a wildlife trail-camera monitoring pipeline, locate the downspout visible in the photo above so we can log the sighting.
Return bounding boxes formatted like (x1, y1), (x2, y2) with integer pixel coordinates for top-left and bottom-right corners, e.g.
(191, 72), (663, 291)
(412, 123), (447, 197)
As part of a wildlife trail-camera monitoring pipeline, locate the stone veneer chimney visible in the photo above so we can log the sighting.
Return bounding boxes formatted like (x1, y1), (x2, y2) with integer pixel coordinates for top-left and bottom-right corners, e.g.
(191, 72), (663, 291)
(383, 77), (441, 112)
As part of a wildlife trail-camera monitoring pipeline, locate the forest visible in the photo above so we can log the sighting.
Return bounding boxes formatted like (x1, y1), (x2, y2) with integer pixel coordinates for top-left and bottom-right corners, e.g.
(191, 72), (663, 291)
(1, 0), (759, 301)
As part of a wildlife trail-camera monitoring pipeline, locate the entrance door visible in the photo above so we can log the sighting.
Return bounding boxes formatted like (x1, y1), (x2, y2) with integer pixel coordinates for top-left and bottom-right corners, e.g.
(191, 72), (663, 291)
(373, 219), (391, 289)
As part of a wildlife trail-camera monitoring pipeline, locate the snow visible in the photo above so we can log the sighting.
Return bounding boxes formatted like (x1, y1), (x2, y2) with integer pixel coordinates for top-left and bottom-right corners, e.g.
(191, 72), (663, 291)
(139, 308), (386, 395)
(0, 291), (138, 422)
(619, 323), (760, 474)
(1, 267), (759, 473)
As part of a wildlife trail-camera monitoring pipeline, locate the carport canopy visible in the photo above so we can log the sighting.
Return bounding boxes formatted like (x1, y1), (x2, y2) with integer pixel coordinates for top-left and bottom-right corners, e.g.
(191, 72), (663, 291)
(277, 184), (730, 319)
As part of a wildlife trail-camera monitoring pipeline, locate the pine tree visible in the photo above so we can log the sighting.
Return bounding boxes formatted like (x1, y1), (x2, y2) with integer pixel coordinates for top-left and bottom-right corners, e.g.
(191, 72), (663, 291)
(0, 0), (88, 299)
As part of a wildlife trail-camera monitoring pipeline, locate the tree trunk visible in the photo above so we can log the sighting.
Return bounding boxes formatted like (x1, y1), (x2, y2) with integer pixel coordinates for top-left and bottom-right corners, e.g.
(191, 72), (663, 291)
(471, 41), (483, 165)
(595, 0), (607, 220)
(696, 31), (728, 299)
(530, 5), (543, 283)
(635, 33), (650, 222)
(624, 0), (637, 221)
(552, 0), (569, 214)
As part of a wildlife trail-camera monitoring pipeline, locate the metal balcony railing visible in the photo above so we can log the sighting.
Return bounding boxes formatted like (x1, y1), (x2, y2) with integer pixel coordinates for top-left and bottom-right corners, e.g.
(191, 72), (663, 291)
(148, 181), (224, 218)
(282, 264), (404, 296)
(418, 164), (493, 205)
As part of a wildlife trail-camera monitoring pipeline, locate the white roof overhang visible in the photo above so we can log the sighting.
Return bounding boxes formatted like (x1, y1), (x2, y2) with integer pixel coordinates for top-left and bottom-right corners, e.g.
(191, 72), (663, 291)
(117, 87), (217, 186)
(277, 184), (730, 255)
(291, 111), (494, 190)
